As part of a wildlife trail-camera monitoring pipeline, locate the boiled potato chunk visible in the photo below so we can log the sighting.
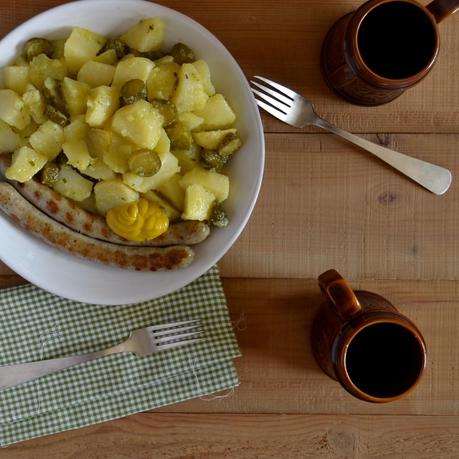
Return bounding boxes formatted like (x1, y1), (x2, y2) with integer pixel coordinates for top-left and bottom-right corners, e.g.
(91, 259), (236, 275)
(78, 193), (98, 214)
(77, 61), (115, 87)
(5, 146), (47, 183)
(172, 148), (199, 174)
(94, 179), (139, 215)
(192, 60), (215, 96)
(112, 57), (154, 88)
(1, 22), (239, 231)
(166, 122), (193, 150)
(83, 158), (115, 180)
(64, 27), (106, 74)
(29, 54), (67, 88)
(62, 77), (90, 116)
(179, 166), (229, 202)
(155, 56), (174, 65)
(147, 62), (180, 101)
(18, 120), (39, 139)
(85, 86), (119, 127)
(123, 151), (179, 192)
(172, 63), (208, 113)
(94, 49), (117, 65)
(194, 94), (236, 130)
(142, 190), (180, 221)
(111, 99), (162, 150)
(0, 89), (30, 130)
(64, 117), (89, 141)
(53, 164), (93, 201)
(63, 139), (92, 171)
(0, 120), (21, 153)
(23, 88), (46, 124)
(29, 120), (64, 160)
(120, 18), (165, 52)
(182, 184), (215, 221)
(157, 173), (185, 210)
(14, 56), (28, 67)
(178, 112), (204, 131)
(193, 129), (237, 149)
(3, 66), (30, 95)
(153, 128), (170, 160)
(103, 143), (132, 173)
(86, 128), (111, 158)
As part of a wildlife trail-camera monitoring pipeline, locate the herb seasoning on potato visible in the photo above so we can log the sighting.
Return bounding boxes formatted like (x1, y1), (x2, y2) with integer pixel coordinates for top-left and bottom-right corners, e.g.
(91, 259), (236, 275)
(0, 17), (242, 265)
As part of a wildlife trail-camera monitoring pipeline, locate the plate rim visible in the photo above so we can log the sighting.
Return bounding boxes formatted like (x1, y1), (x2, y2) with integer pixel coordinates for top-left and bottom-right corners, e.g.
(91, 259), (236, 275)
(0, 0), (265, 305)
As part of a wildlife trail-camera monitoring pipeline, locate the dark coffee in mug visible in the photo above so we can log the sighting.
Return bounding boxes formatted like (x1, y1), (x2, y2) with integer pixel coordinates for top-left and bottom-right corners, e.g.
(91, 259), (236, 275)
(345, 322), (425, 398)
(320, 0), (458, 105)
(311, 270), (427, 402)
(357, 1), (437, 79)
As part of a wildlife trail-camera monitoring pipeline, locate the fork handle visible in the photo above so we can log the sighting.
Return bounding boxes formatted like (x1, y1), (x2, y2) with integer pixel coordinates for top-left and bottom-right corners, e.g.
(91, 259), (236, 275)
(313, 118), (452, 195)
(0, 344), (127, 390)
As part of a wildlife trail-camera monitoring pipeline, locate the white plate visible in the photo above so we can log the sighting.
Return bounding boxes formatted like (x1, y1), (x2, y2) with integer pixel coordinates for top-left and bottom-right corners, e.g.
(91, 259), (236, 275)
(0, 0), (264, 305)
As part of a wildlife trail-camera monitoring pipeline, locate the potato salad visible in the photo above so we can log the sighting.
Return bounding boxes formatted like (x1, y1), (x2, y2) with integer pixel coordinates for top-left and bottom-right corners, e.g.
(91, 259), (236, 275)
(0, 18), (241, 243)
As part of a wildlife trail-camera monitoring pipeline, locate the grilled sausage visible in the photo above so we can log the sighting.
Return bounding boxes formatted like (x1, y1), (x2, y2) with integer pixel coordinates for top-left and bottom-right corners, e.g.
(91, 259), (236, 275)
(0, 182), (194, 271)
(0, 155), (210, 246)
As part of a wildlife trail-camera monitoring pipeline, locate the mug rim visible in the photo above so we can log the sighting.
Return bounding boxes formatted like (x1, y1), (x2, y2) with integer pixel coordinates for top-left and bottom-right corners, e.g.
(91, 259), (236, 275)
(348, 0), (440, 87)
(334, 314), (427, 403)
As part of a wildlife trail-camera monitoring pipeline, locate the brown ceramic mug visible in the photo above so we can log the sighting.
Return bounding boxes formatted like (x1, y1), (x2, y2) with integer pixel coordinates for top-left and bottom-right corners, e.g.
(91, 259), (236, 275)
(311, 269), (427, 402)
(321, 0), (459, 106)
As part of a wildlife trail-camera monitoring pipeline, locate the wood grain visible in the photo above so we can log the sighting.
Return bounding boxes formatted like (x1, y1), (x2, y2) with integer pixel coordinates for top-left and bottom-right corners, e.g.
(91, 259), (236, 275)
(1, 0), (459, 456)
(1, 133), (457, 282)
(0, 277), (457, 416)
(1, 0), (458, 134)
(4, 413), (459, 459)
(153, 277), (459, 415)
(220, 133), (459, 280)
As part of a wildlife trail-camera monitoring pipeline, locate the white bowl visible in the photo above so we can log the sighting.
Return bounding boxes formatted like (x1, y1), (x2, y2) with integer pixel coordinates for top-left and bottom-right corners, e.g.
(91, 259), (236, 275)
(0, 0), (264, 305)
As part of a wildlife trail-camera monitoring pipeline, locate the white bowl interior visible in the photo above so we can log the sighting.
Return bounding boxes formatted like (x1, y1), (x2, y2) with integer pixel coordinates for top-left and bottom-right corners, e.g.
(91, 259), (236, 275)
(0, 0), (264, 305)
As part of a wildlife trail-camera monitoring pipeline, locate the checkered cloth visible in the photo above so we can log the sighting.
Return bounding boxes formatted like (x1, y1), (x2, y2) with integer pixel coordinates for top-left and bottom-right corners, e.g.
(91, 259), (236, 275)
(0, 266), (240, 446)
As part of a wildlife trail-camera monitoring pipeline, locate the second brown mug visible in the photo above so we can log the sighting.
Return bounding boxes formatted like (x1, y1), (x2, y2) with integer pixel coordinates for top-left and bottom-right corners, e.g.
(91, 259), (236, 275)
(311, 269), (427, 402)
(321, 0), (459, 105)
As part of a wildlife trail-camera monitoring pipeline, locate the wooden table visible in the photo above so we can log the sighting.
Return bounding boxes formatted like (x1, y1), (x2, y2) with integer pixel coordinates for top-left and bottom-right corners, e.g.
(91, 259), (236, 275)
(2, 0), (459, 457)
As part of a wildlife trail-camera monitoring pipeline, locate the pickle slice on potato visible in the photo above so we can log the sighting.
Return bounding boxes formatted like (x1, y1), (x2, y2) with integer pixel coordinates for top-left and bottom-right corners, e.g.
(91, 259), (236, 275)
(0, 21), (241, 238)
(128, 149), (161, 177)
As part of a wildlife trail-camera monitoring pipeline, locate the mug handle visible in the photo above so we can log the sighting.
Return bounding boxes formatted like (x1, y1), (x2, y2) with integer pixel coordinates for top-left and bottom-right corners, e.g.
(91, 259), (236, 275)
(318, 269), (362, 321)
(426, 0), (459, 23)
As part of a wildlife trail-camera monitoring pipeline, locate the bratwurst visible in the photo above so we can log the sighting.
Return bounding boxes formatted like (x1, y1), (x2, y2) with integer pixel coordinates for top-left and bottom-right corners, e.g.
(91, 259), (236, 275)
(0, 155), (210, 246)
(0, 182), (194, 271)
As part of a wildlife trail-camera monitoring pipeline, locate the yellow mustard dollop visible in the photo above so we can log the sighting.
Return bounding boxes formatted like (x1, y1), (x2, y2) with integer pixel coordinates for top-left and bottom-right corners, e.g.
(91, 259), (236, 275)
(106, 198), (169, 242)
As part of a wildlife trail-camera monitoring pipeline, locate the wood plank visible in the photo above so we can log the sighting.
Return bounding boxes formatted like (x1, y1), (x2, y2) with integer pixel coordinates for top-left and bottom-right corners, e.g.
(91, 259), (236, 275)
(164, 0), (459, 134)
(1, 0), (458, 133)
(4, 413), (459, 458)
(220, 133), (459, 280)
(1, 133), (456, 282)
(150, 278), (459, 415)
(0, 277), (456, 415)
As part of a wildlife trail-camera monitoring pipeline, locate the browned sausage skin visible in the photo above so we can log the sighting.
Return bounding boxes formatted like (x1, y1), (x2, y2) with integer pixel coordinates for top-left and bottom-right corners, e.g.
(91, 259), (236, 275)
(0, 182), (194, 271)
(0, 154), (210, 246)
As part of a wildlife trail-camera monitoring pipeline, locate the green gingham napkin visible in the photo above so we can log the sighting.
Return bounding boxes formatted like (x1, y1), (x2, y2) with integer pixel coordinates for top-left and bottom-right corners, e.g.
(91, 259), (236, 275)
(0, 266), (240, 446)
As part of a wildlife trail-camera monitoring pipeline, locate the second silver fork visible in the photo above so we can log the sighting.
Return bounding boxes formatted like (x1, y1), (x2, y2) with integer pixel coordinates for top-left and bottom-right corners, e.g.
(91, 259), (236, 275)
(251, 76), (452, 195)
(0, 319), (203, 390)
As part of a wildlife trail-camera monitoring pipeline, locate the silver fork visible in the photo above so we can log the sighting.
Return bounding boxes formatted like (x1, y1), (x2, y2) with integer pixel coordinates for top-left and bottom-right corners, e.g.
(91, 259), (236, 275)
(250, 76), (452, 195)
(0, 319), (203, 390)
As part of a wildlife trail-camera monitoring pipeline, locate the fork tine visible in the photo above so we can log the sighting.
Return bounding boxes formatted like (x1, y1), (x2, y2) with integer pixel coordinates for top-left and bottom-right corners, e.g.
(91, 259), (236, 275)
(149, 319), (200, 332)
(157, 337), (204, 351)
(152, 323), (201, 338)
(251, 87), (289, 112)
(250, 81), (293, 106)
(253, 75), (298, 99)
(154, 330), (202, 344)
(253, 97), (290, 123)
